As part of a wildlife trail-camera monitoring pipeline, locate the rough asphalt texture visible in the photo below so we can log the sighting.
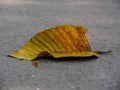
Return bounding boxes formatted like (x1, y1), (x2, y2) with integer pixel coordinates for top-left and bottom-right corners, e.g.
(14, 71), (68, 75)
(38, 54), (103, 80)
(0, 0), (120, 90)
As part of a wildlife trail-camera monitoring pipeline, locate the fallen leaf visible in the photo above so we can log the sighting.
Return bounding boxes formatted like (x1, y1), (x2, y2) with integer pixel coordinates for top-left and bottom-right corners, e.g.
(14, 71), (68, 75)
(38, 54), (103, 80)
(9, 25), (100, 60)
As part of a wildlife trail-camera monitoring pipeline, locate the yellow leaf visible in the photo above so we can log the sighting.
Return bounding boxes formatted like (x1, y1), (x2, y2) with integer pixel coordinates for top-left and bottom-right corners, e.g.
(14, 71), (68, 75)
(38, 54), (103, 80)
(9, 25), (99, 60)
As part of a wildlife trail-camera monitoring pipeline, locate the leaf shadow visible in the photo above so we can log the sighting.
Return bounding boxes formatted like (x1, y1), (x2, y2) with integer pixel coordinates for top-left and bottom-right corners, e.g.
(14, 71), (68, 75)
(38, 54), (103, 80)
(35, 56), (98, 63)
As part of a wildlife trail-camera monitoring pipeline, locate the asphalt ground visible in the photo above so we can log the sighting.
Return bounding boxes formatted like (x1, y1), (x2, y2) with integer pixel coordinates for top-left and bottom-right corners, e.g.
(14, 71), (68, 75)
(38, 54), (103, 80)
(0, 0), (120, 90)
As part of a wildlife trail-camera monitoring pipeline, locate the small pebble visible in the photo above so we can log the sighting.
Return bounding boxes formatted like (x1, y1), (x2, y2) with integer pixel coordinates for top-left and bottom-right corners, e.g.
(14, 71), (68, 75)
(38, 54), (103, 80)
(36, 88), (40, 90)
(32, 74), (35, 77)
(71, 86), (74, 89)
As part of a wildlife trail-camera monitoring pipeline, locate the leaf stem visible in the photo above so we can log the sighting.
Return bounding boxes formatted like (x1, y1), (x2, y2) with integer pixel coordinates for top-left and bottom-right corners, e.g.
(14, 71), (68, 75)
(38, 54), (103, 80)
(95, 50), (112, 54)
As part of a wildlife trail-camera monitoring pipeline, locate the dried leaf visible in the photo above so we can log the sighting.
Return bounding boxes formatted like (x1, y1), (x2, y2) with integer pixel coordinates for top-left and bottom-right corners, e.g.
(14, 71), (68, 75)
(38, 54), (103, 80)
(9, 25), (99, 60)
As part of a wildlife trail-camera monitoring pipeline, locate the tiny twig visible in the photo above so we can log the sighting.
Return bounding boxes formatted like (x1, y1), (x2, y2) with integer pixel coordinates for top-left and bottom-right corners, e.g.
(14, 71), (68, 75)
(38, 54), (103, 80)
(95, 50), (112, 54)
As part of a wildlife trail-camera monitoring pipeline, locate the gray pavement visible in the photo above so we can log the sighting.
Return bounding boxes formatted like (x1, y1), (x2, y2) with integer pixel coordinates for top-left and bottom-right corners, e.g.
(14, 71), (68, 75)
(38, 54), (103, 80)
(0, 0), (120, 90)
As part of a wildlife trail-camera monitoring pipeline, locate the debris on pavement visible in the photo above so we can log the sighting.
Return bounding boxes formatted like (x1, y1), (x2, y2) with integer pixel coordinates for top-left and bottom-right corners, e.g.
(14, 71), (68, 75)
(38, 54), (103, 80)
(32, 61), (39, 68)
